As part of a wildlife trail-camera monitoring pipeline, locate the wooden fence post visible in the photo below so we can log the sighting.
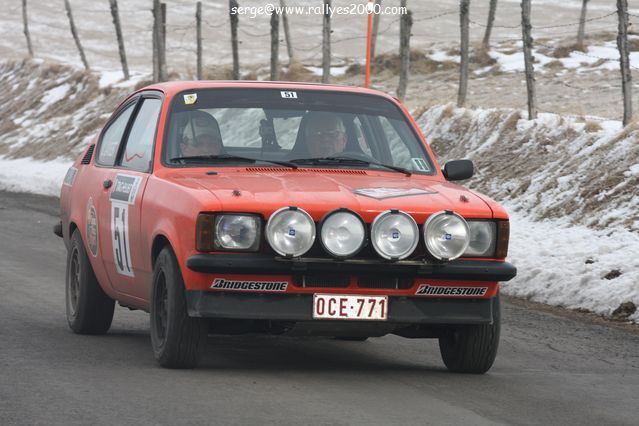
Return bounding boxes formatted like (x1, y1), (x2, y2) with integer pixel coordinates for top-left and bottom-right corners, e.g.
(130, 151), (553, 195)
(521, 0), (537, 120)
(229, 0), (240, 80)
(196, 1), (202, 80)
(109, 0), (129, 80)
(22, 0), (33, 57)
(482, 0), (498, 49)
(397, 6), (412, 101)
(270, 11), (280, 81)
(153, 0), (167, 81)
(152, 3), (158, 81)
(457, 0), (470, 107)
(280, 0), (295, 65)
(577, 0), (589, 49)
(617, 0), (632, 126)
(370, 0), (382, 59)
(322, 0), (331, 83)
(64, 0), (89, 70)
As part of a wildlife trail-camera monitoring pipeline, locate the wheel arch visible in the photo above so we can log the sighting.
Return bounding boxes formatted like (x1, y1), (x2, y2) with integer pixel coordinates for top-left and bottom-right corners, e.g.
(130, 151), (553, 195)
(151, 233), (173, 268)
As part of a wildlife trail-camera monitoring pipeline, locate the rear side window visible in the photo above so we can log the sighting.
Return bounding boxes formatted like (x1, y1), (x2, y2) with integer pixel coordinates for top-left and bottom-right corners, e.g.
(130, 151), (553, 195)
(97, 102), (135, 166)
(120, 98), (162, 172)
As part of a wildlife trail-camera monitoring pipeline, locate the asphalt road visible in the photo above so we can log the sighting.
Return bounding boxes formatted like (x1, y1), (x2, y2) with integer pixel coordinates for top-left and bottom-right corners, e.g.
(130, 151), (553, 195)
(1, 190), (638, 426)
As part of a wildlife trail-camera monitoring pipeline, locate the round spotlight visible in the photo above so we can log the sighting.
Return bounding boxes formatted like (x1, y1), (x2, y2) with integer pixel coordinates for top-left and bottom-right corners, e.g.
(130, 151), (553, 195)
(320, 209), (366, 258)
(266, 207), (316, 257)
(371, 210), (419, 260)
(423, 211), (470, 261)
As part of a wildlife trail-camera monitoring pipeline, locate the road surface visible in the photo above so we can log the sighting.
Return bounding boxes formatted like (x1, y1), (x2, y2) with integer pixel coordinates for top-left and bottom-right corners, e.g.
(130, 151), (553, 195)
(1, 190), (638, 425)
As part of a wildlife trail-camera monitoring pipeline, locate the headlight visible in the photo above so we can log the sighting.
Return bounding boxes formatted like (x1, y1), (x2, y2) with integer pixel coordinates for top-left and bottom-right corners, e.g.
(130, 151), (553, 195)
(464, 221), (496, 257)
(196, 213), (260, 252)
(266, 207), (316, 257)
(371, 210), (419, 260)
(423, 211), (470, 261)
(320, 209), (366, 258)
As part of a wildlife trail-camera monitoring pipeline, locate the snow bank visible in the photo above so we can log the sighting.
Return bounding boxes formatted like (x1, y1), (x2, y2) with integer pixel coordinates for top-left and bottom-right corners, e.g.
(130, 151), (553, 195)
(0, 156), (72, 196)
(418, 104), (639, 321)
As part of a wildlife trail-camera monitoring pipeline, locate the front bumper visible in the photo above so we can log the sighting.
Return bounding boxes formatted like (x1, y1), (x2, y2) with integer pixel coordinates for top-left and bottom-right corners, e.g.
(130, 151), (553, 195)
(186, 291), (497, 324)
(186, 254), (517, 282)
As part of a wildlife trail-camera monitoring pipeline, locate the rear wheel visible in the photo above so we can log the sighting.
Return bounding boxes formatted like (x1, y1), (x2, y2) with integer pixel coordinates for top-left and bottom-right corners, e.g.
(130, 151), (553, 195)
(150, 246), (207, 368)
(438, 294), (501, 374)
(66, 229), (115, 334)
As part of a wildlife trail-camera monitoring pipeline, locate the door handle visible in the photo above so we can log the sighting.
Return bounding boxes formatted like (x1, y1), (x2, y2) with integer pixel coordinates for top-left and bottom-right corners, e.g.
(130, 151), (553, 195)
(103, 179), (113, 189)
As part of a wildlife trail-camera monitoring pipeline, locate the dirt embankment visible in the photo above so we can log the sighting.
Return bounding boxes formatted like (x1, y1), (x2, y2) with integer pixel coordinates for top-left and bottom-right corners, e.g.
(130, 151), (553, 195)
(418, 104), (639, 233)
(0, 60), (145, 160)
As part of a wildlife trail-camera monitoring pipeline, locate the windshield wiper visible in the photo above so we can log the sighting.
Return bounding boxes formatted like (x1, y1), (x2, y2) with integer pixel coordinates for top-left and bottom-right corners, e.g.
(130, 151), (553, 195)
(291, 156), (412, 176)
(170, 154), (297, 169)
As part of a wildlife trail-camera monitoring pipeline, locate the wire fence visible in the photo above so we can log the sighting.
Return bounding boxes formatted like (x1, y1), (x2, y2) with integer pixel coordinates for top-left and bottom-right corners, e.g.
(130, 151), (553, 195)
(10, 1), (639, 122)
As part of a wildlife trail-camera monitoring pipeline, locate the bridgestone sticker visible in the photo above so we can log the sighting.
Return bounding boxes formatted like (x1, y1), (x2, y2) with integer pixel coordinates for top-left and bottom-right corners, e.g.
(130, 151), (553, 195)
(110, 174), (142, 277)
(63, 167), (77, 187)
(353, 187), (436, 200)
(86, 197), (98, 257)
(211, 279), (288, 292)
(415, 285), (488, 297)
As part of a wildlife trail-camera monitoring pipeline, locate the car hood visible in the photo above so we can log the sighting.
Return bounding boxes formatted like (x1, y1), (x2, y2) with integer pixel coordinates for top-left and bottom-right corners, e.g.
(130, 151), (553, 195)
(176, 168), (495, 221)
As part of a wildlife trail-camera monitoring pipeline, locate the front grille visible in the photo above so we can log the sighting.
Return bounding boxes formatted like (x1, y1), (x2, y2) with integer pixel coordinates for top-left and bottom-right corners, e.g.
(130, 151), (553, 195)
(293, 274), (350, 288)
(81, 144), (95, 165)
(358, 276), (413, 289)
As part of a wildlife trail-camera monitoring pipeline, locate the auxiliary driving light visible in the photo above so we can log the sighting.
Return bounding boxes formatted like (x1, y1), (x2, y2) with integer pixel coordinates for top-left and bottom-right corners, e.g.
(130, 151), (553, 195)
(423, 211), (470, 261)
(320, 209), (366, 258)
(370, 210), (419, 260)
(266, 207), (316, 257)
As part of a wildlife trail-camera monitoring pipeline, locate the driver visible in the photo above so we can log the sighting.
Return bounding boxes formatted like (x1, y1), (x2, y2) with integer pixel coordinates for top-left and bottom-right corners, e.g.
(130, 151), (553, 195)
(179, 110), (224, 157)
(304, 112), (347, 158)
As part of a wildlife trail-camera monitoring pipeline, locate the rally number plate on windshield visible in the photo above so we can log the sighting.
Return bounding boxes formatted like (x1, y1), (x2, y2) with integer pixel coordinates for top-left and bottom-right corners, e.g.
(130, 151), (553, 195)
(313, 294), (388, 321)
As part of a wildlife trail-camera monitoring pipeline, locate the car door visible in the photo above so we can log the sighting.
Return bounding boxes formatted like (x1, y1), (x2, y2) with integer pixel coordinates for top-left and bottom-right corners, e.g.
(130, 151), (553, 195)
(98, 94), (163, 301)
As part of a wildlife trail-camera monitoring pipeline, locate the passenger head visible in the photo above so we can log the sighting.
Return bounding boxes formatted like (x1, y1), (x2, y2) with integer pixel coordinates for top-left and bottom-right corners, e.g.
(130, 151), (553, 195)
(179, 111), (223, 157)
(304, 112), (347, 158)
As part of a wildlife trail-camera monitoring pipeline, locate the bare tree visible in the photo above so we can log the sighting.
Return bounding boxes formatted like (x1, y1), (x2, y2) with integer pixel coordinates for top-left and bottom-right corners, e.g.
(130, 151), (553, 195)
(577, 0), (589, 49)
(229, 0), (240, 80)
(617, 0), (632, 125)
(196, 1), (202, 80)
(457, 0), (470, 107)
(397, 5), (412, 101)
(280, 0), (295, 65)
(370, 0), (382, 59)
(109, 0), (129, 80)
(482, 0), (498, 49)
(521, 0), (537, 119)
(270, 11), (280, 81)
(322, 0), (331, 83)
(22, 0), (33, 57)
(153, 0), (167, 81)
(64, 0), (89, 70)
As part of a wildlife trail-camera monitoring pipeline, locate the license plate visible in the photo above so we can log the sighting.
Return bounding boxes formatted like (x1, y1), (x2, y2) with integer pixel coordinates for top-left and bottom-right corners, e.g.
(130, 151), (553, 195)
(313, 294), (388, 321)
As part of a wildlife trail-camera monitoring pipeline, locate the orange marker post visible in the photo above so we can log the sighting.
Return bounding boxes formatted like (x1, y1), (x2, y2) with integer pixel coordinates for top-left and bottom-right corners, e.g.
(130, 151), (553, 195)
(364, 0), (374, 88)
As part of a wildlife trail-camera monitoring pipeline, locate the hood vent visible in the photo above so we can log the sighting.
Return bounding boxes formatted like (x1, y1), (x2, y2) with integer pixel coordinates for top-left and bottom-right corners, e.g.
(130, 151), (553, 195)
(81, 144), (95, 165)
(244, 167), (367, 175)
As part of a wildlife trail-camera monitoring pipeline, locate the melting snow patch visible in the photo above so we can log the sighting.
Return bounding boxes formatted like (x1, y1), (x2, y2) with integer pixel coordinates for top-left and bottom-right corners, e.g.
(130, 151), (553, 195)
(0, 156), (73, 196)
(38, 83), (70, 113)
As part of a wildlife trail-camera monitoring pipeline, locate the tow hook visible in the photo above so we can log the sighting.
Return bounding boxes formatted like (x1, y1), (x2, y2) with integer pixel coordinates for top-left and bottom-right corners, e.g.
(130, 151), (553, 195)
(53, 221), (63, 238)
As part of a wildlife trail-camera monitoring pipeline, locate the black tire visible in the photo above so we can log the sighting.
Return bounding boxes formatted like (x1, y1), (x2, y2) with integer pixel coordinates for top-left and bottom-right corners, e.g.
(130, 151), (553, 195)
(66, 229), (115, 334)
(438, 294), (501, 374)
(150, 246), (207, 369)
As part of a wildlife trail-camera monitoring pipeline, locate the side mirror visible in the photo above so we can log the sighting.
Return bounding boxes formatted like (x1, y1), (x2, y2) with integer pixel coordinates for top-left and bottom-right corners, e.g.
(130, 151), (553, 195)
(442, 160), (474, 181)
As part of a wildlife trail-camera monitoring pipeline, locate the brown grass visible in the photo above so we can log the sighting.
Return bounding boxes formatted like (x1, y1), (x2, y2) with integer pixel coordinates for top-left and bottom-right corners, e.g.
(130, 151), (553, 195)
(544, 60), (564, 70)
(552, 43), (585, 58)
(203, 66), (234, 80)
(283, 62), (320, 82)
(471, 45), (497, 67)
(628, 38), (639, 51)
(371, 50), (457, 75)
(584, 120), (603, 133)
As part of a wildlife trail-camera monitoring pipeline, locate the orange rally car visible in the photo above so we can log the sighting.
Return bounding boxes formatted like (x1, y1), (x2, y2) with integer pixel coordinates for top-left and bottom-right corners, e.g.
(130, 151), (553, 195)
(56, 81), (516, 373)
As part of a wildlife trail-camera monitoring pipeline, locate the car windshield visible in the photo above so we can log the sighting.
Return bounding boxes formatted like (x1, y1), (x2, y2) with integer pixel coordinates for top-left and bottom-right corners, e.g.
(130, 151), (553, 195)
(163, 88), (435, 175)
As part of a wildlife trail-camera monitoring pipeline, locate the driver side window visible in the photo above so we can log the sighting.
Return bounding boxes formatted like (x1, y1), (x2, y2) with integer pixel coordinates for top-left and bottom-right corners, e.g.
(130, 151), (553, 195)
(97, 102), (135, 166)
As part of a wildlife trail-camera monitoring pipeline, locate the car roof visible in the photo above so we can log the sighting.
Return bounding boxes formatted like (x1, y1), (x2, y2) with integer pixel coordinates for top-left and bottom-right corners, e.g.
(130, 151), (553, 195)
(136, 80), (399, 102)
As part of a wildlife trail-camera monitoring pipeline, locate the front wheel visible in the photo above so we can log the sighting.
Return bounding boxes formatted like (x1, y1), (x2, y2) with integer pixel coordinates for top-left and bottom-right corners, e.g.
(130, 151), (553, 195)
(438, 294), (501, 374)
(150, 246), (208, 368)
(66, 229), (115, 334)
